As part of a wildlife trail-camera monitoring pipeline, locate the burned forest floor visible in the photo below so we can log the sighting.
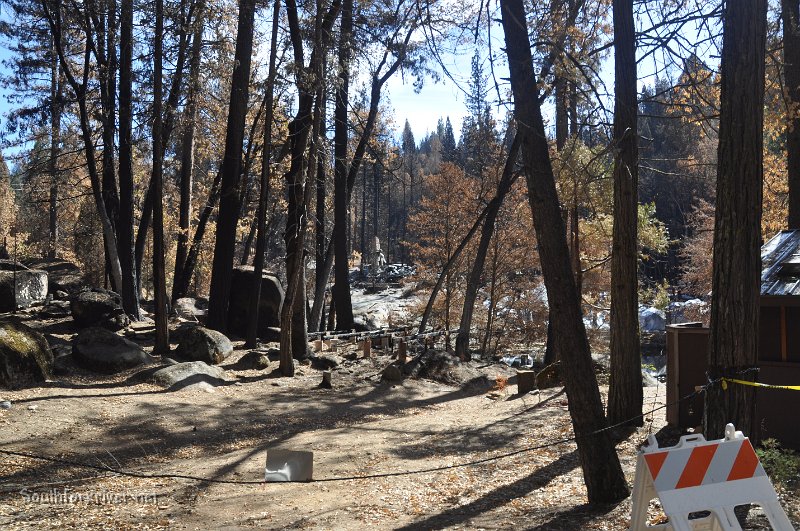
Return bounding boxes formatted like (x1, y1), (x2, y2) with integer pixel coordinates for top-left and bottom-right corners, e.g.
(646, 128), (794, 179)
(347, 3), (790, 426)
(1, 315), (799, 530)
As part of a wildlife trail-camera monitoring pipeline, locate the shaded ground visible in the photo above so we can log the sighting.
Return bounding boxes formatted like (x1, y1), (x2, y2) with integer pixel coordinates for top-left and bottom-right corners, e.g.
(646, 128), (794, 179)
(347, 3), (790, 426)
(0, 324), (798, 529)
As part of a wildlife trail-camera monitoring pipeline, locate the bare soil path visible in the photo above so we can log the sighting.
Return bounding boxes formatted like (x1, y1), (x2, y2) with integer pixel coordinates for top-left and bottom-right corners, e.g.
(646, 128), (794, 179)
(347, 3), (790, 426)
(0, 341), (797, 530)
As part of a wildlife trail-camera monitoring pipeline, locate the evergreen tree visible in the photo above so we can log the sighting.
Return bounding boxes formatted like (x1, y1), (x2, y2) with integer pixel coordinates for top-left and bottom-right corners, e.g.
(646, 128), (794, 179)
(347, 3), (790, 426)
(465, 52), (489, 124)
(402, 120), (416, 156)
(441, 117), (457, 163)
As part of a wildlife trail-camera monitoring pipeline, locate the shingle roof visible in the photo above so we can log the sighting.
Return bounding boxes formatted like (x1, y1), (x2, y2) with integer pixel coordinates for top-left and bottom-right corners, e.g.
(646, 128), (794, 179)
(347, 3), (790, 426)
(761, 230), (800, 296)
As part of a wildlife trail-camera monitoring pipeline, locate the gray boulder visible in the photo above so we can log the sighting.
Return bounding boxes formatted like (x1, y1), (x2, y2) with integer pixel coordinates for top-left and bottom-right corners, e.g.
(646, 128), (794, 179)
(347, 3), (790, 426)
(174, 326), (233, 365)
(227, 266), (283, 339)
(151, 361), (229, 391)
(0, 319), (54, 389)
(71, 288), (129, 330)
(0, 270), (49, 312)
(231, 350), (271, 370)
(71, 327), (155, 373)
(23, 259), (84, 295)
(639, 306), (666, 332)
(40, 300), (72, 318)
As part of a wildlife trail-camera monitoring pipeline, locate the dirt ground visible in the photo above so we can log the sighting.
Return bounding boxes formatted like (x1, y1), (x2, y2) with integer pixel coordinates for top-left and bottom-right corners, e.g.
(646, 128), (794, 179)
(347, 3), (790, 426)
(1, 332), (798, 530)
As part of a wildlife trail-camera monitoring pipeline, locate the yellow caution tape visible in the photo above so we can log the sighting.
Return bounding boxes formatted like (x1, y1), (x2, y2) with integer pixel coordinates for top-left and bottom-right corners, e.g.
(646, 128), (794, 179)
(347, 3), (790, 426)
(722, 377), (800, 391)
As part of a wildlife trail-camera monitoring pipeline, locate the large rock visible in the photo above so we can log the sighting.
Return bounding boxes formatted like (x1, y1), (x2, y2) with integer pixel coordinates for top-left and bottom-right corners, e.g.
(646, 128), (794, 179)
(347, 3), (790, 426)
(231, 350), (271, 370)
(0, 319), (54, 389)
(71, 288), (130, 330)
(151, 361), (229, 391)
(403, 349), (491, 388)
(23, 259), (84, 295)
(71, 327), (155, 373)
(227, 266), (284, 338)
(174, 326), (233, 365)
(0, 269), (48, 312)
(639, 306), (666, 332)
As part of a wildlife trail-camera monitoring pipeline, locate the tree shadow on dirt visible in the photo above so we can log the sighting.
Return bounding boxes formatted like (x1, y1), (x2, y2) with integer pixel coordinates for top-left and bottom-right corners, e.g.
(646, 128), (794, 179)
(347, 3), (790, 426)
(394, 449), (580, 530)
(523, 502), (621, 530)
(0, 373), (498, 490)
(389, 389), (568, 461)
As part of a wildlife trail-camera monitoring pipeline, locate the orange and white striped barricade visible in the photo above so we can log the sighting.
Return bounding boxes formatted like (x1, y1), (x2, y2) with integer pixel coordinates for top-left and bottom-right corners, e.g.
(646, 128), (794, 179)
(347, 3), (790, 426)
(629, 423), (793, 531)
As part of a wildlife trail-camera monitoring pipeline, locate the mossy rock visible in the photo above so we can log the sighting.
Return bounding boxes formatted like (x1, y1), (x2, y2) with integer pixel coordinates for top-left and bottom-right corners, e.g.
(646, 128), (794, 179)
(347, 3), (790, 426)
(0, 318), (54, 389)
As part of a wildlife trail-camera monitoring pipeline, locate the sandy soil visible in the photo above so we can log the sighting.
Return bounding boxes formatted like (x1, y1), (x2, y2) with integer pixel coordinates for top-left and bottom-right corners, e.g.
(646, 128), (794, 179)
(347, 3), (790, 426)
(0, 330), (798, 530)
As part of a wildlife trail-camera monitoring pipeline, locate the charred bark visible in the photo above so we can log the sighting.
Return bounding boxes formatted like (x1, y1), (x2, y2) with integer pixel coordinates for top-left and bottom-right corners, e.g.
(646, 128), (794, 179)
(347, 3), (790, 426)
(500, 0), (628, 503)
(784, 0), (800, 228)
(206, 0), (257, 334)
(705, 0), (766, 440)
(118, 0), (141, 319)
(607, 0), (642, 427)
(174, 0), (205, 294)
(333, 0), (355, 330)
(245, 0), (281, 348)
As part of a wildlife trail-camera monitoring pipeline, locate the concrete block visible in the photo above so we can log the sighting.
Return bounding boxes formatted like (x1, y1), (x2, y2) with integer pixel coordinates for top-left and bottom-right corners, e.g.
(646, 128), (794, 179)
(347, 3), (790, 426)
(265, 449), (313, 482)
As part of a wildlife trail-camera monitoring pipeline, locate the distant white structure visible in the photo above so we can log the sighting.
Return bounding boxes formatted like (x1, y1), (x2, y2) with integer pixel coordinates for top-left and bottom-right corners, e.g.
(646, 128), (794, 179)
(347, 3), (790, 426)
(371, 236), (386, 275)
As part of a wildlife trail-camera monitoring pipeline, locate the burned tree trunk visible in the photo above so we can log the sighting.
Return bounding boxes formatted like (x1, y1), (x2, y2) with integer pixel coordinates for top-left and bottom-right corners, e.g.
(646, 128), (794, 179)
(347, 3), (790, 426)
(152, 0), (169, 353)
(174, 0), (205, 295)
(118, 0), (141, 319)
(500, 0), (628, 503)
(206, 0), (257, 334)
(784, 0), (800, 228)
(245, 0), (280, 352)
(333, 0), (355, 330)
(705, 0), (767, 440)
(607, 0), (642, 427)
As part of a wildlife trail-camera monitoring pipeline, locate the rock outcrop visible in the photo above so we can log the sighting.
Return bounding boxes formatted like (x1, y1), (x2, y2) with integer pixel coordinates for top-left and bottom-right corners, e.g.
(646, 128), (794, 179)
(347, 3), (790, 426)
(151, 361), (229, 391)
(0, 269), (48, 312)
(227, 266), (283, 339)
(24, 259), (84, 295)
(70, 288), (129, 330)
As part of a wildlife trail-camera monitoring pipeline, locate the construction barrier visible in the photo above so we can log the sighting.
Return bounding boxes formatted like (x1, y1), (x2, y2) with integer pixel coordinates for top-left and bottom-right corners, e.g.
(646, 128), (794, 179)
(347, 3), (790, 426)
(629, 423), (793, 530)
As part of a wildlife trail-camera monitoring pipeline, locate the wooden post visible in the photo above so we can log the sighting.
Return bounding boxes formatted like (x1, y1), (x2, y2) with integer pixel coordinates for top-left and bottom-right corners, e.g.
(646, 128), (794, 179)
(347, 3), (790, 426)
(362, 339), (372, 358)
(398, 340), (407, 363)
(517, 370), (536, 395)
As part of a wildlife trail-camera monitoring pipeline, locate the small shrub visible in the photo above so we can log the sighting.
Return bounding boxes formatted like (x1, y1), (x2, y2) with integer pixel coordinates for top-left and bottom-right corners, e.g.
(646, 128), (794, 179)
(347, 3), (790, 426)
(492, 375), (508, 392)
(756, 439), (800, 487)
